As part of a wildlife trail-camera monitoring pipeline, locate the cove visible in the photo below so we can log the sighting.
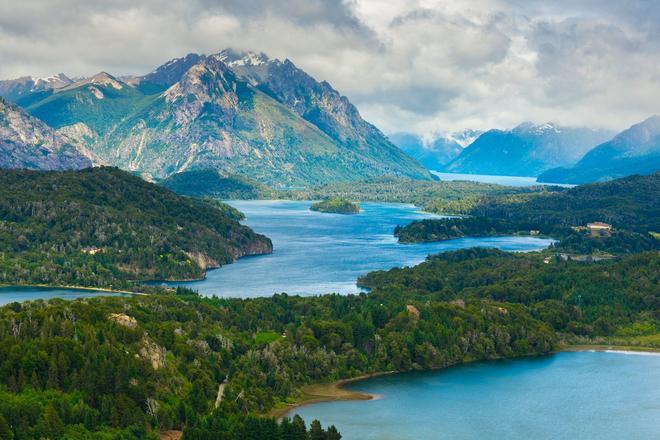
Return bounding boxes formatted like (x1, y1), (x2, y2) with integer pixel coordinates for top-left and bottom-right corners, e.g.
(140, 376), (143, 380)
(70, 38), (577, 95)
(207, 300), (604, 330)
(158, 201), (554, 297)
(293, 351), (660, 440)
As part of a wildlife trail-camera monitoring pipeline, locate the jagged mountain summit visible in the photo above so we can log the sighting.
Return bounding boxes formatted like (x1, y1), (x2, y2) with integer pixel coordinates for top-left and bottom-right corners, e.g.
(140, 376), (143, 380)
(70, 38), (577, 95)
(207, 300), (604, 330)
(538, 116), (660, 184)
(443, 122), (615, 177)
(389, 129), (482, 171)
(0, 97), (91, 170)
(0, 50), (430, 186)
(0, 73), (73, 105)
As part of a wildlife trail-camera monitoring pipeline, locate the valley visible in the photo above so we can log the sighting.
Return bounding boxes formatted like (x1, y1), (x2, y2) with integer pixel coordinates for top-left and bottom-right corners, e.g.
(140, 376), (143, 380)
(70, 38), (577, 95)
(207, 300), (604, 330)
(0, 9), (658, 437)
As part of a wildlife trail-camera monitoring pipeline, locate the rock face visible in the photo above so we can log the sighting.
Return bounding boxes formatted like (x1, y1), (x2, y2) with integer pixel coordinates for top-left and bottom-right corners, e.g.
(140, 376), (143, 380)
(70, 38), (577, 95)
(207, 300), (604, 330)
(0, 97), (92, 170)
(140, 337), (167, 370)
(539, 116), (660, 184)
(108, 313), (139, 329)
(1, 50), (430, 186)
(444, 122), (614, 177)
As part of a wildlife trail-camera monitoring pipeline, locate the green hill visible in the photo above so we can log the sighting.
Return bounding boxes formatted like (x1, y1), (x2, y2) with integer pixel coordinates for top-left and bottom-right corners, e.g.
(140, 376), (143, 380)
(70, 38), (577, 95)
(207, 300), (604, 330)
(0, 167), (272, 288)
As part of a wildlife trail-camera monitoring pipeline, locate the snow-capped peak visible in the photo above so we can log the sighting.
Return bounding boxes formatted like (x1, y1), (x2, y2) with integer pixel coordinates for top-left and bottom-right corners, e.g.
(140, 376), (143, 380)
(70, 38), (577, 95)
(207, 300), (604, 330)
(215, 49), (270, 67)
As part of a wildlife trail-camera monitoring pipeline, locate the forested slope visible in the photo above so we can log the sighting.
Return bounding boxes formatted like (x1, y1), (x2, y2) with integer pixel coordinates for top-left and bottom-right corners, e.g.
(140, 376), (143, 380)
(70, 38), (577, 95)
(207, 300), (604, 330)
(0, 167), (272, 287)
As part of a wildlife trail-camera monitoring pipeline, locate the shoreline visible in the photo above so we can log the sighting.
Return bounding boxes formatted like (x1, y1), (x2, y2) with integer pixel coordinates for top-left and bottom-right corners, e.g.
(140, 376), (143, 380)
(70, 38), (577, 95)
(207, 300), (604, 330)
(272, 344), (660, 419)
(269, 371), (396, 420)
(0, 283), (139, 296)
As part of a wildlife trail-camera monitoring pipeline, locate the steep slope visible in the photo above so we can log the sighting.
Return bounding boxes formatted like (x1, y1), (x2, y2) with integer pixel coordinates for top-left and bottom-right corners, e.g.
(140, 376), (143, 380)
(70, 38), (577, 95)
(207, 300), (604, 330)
(0, 166), (272, 286)
(389, 130), (480, 170)
(538, 116), (660, 184)
(9, 51), (431, 186)
(26, 72), (157, 138)
(100, 57), (367, 184)
(0, 97), (91, 170)
(215, 49), (430, 180)
(444, 122), (614, 176)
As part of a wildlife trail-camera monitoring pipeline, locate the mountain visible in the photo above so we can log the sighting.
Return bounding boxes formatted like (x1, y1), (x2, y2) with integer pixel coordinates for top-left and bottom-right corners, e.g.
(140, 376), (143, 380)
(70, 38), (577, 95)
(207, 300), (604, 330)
(389, 129), (481, 170)
(3, 51), (430, 186)
(538, 116), (660, 184)
(0, 97), (92, 170)
(0, 73), (72, 106)
(0, 166), (272, 286)
(443, 122), (614, 177)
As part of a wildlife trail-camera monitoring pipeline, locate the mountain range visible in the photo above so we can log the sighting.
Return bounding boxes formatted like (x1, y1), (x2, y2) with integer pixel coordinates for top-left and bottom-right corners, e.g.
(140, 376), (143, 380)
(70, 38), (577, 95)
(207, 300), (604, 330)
(443, 122), (615, 177)
(389, 129), (481, 171)
(0, 96), (91, 170)
(538, 116), (660, 184)
(0, 50), (430, 186)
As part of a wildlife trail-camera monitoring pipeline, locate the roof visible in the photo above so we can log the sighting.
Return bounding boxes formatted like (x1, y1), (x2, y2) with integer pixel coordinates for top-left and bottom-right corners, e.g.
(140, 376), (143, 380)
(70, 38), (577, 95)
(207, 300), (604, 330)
(587, 222), (612, 228)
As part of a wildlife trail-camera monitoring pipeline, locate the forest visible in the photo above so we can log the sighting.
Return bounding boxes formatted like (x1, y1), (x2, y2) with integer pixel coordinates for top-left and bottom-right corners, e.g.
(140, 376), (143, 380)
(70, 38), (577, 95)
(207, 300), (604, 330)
(1, 244), (657, 438)
(309, 199), (360, 214)
(393, 173), (660, 254)
(0, 167), (272, 288)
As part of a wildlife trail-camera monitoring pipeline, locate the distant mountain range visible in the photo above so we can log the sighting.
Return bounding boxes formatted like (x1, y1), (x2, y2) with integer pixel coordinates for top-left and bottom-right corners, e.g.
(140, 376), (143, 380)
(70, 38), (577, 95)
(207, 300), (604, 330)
(538, 116), (660, 184)
(0, 50), (430, 186)
(443, 122), (615, 177)
(0, 97), (91, 170)
(389, 130), (481, 171)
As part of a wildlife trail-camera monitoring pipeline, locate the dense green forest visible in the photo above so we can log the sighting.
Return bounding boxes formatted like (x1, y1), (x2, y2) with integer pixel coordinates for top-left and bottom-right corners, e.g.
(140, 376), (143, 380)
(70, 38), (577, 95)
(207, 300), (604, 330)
(0, 167), (272, 288)
(1, 246), (657, 438)
(395, 217), (521, 243)
(0, 279), (557, 439)
(310, 199), (360, 214)
(278, 177), (555, 215)
(393, 173), (660, 254)
(160, 170), (271, 200)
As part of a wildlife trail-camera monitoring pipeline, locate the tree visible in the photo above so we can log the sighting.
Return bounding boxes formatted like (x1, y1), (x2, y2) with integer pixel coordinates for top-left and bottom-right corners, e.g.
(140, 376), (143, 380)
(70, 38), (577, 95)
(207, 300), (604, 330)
(309, 420), (325, 440)
(0, 415), (13, 440)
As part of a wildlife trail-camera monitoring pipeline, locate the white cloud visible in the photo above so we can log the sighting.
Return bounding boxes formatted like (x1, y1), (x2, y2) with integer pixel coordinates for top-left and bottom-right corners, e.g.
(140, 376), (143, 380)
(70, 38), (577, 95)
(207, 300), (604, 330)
(0, 0), (657, 135)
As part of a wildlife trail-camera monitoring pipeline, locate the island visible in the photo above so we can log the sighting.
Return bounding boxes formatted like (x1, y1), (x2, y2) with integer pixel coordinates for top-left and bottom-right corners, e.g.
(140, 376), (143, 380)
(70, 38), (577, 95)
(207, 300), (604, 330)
(310, 198), (360, 214)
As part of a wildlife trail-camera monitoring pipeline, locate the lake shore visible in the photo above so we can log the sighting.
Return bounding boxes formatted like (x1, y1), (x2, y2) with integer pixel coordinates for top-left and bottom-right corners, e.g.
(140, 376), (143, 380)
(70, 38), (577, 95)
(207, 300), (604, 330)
(560, 344), (660, 354)
(269, 371), (396, 420)
(273, 343), (660, 420)
(0, 283), (139, 295)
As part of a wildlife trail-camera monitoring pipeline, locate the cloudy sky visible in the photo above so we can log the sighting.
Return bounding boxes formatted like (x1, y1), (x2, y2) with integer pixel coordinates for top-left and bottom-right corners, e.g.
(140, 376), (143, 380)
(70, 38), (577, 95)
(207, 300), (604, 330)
(1, 0), (658, 137)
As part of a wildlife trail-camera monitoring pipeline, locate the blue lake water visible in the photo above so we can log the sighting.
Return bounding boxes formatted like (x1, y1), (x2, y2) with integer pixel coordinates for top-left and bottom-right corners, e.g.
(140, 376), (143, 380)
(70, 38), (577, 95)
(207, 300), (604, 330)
(158, 201), (554, 297)
(293, 351), (660, 440)
(431, 171), (575, 187)
(0, 286), (124, 306)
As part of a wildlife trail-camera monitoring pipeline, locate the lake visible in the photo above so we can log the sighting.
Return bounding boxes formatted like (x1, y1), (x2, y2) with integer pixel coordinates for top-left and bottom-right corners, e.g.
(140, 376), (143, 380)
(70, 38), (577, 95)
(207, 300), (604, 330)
(0, 286), (125, 306)
(430, 171), (575, 187)
(157, 201), (554, 297)
(293, 351), (660, 440)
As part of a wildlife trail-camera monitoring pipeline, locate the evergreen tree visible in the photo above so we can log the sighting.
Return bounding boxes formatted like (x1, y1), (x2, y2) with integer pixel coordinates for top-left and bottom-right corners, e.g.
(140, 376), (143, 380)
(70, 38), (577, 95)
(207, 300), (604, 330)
(0, 415), (13, 440)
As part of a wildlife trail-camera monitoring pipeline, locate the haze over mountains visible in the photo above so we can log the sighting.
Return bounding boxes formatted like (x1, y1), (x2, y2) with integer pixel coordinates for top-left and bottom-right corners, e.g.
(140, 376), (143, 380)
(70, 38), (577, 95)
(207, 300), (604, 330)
(539, 116), (660, 184)
(0, 50), (430, 186)
(389, 130), (481, 171)
(442, 122), (615, 177)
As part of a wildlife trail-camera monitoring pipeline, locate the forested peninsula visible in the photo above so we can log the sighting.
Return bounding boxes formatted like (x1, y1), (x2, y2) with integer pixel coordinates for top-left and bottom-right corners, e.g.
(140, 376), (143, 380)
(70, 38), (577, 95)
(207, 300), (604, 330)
(0, 167), (272, 289)
(394, 173), (659, 256)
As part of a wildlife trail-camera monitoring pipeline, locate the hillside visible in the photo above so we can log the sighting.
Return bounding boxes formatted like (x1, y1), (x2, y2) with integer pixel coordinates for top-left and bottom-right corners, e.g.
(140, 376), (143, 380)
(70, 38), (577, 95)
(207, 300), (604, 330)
(394, 173), (660, 253)
(3, 51), (431, 186)
(0, 167), (272, 287)
(539, 116), (660, 184)
(0, 97), (91, 171)
(444, 122), (614, 176)
(160, 169), (269, 199)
